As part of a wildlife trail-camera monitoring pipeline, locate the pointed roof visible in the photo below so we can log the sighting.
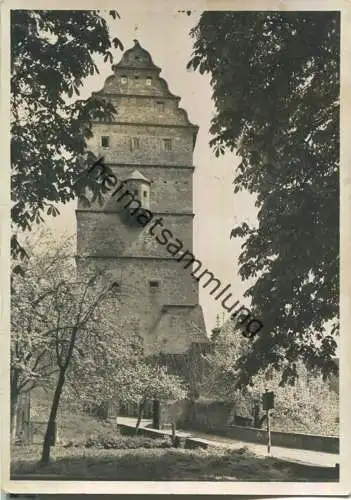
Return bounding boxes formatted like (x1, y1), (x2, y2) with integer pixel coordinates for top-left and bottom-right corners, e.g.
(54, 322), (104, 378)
(124, 169), (150, 183)
(113, 39), (160, 72)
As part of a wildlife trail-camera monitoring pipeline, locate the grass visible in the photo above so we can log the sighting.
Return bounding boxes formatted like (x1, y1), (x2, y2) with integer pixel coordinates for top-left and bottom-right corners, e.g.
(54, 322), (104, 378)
(19, 410), (338, 481)
(30, 411), (118, 445)
(11, 443), (337, 481)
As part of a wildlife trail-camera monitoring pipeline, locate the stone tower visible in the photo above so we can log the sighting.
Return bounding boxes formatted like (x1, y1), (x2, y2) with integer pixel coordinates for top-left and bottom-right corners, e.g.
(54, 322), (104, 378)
(76, 40), (208, 356)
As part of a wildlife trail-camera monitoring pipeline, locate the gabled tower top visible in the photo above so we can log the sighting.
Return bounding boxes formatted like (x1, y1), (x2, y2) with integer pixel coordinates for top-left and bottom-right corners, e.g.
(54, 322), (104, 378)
(112, 39), (160, 72)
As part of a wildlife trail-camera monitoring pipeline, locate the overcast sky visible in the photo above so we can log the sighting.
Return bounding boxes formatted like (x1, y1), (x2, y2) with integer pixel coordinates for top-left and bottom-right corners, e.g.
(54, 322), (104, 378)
(48, 6), (258, 333)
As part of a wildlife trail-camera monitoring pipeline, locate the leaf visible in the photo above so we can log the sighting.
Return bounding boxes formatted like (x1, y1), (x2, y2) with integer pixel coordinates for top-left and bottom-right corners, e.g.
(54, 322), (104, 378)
(109, 10), (120, 20)
(112, 37), (124, 51)
(12, 264), (25, 277)
(188, 11), (339, 380)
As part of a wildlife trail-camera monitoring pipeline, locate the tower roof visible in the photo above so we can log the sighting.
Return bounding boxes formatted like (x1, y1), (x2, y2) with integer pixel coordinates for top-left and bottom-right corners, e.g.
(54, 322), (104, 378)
(94, 40), (199, 146)
(124, 169), (150, 183)
(113, 39), (160, 71)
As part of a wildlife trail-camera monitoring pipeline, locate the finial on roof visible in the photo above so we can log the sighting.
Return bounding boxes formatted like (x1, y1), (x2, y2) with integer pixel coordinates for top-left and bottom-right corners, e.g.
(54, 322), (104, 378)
(133, 39), (140, 46)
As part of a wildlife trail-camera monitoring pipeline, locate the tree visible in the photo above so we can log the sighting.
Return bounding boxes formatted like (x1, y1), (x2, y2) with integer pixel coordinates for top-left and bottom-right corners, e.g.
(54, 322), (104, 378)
(10, 228), (119, 462)
(200, 320), (255, 419)
(11, 10), (123, 259)
(10, 231), (74, 440)
(70, 345), (188, 431)
(203, 328), (248, 401)
(204, 321), (338, 435)
(249, 364), (339, 436)
(132, 364), (187, 432)
(40, 272), (116, 464)
(187, 12), (339, 383)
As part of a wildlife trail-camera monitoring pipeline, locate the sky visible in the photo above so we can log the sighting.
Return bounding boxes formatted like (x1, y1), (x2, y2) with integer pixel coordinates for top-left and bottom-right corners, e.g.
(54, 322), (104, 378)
(47, 6), (258, 333)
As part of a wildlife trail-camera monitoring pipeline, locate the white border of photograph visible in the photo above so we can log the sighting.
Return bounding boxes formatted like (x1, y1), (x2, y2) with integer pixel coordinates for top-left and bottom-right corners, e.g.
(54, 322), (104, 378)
(1, 0), (350, 495)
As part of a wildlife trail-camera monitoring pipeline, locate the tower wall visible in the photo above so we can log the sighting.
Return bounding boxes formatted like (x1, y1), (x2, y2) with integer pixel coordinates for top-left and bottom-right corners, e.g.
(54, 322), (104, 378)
(76, 40), (208, 355)
(86, 123), (194, 166)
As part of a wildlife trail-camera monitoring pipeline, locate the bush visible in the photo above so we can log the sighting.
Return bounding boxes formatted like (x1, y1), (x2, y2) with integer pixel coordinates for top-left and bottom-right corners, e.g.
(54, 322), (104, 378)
(85, 434), (172, 449)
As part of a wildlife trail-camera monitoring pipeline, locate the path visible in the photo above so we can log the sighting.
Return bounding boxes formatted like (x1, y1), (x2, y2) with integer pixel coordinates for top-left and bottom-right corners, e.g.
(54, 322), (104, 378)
(117, 417), (339, 468)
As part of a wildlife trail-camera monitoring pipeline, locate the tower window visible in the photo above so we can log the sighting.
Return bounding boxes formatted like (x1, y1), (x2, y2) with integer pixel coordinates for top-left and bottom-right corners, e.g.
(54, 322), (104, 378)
(110, 282), (120, 292)
(121, 76), (127, 84)
(146, 77), (152, 85)
(130, 137), (140, 151)
(162, 138), (172, 152)
(156, 101), (165, 112)
(143, 190), (147, 198)
(134, 75), (139, 80)
(149, 280), (159, 288)
(101, 136), (109, 148)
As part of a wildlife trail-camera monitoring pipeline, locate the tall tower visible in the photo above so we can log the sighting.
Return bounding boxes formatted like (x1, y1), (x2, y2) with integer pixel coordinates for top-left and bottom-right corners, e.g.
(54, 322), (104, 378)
(76, 40), (208, 356)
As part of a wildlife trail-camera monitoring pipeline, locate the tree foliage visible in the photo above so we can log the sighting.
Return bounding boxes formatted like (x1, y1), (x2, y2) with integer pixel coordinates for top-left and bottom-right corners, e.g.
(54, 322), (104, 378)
(68, 334), (187, 410)
(250, 364), (339, 436)
(188, 12), (339, 382)
(204, 324), (338, 435)
(10, 229), (118, 460)
(11, 10), (123, 258)
(11, 230), (74, 438)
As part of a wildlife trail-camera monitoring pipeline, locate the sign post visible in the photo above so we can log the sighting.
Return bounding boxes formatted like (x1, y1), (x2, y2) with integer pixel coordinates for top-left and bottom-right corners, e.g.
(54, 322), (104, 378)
(262, 389), (274, 456)
(266, 408), (271, 455)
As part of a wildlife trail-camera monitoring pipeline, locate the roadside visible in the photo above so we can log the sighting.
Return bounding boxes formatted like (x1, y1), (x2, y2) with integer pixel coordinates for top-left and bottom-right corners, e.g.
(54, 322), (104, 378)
(117, 416), (339, 468)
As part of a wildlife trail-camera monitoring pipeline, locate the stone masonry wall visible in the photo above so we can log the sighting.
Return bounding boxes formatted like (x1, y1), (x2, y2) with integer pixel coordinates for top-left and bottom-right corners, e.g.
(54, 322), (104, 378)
(77, 212), (194, 258)
(87, 124), (194, 166)
(78, 166), (194, 214)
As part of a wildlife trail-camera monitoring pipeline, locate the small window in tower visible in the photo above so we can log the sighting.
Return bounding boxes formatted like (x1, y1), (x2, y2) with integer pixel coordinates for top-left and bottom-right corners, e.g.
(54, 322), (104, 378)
(149, 280), (159, 288)
(146, 77), (152, 85)
(134, 75), (139, 80)
(143, 190), (147, 198)
(110, 282), (120, 293)
(130, 137), (140, 151)
(162, 138), (172, 152)
(101, 136), (109, 148)
(121, 76), (127, 84)
(156, 101), (165, 112)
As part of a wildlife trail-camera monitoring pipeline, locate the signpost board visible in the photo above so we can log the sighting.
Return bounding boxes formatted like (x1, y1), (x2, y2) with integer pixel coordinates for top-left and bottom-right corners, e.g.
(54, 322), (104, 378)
(262, 390), (274, 410)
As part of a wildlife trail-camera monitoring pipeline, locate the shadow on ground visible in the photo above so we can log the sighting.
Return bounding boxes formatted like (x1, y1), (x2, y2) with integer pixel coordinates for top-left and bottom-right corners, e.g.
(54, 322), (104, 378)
(11, 446), (339, 482)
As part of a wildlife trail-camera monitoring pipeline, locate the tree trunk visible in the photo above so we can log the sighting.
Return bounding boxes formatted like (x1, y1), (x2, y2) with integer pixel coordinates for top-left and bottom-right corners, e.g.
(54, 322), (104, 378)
(10, 392), (18, 443)
(10, 369), (19, 442)
(40, 369), (65, 464)
(135, 398), (146, 434)
(152, 399), (160, 429)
